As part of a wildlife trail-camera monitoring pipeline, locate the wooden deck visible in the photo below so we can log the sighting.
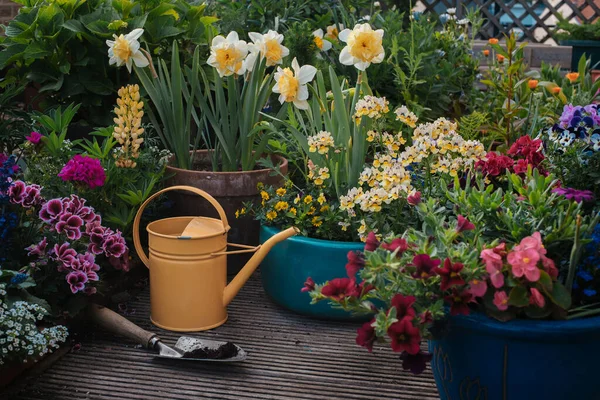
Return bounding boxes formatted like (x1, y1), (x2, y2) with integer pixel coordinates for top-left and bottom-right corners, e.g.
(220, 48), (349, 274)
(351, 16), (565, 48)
(3, 273), (440, 400)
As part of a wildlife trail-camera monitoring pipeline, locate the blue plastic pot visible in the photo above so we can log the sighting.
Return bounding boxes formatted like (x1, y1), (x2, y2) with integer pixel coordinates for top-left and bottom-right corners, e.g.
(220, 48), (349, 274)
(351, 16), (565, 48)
(259, 225), (364, 320)
(429, 312), (600, 400)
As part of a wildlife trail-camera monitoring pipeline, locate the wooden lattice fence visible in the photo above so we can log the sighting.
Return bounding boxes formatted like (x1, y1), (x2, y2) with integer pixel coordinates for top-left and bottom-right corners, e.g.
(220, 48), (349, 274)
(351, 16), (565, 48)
(416, 0), (600, 44)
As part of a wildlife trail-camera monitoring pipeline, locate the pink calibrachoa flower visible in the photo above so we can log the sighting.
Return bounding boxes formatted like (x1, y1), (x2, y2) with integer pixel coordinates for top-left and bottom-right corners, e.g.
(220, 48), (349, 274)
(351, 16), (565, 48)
(407, 191), (422, 206)
(444, 288), (473, 316)
(493, 291), (509, 311)
(438, 258), (465, 291)
(456, 215), (475, 232)
(346, 251), (365, 277)
(58, 155), (106, 189)
(321, 278), (359, 300)
(387, 319), (421, 355)
(301, 277), (315, 293)
(66, 270), (88, 294)
(507, 248), (540, 282)
(390, 294), (417, 319)
(468, 278), (488, 298)
(529, 288), (545, 308)
(411, 254), (440, 279)
(356, 319), (376, 352)
(26, 131), (43, 144)
(364, 232), (380, 252)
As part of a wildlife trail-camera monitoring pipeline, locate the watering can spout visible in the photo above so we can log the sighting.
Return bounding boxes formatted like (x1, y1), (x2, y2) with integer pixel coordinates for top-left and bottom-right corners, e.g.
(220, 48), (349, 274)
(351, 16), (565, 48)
(223, 227), (298, 306)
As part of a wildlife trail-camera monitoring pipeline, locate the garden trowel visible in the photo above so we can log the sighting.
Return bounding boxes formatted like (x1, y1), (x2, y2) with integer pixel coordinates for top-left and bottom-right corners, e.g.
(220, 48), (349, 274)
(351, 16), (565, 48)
(88, 304), (247, 362)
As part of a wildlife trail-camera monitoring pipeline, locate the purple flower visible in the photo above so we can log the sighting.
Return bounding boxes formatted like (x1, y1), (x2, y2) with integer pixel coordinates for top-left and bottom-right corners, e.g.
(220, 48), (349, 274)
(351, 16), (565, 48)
(86, 222), (106, 255)
(51, 243), (77, 271)
(552, 187), (595, 203)
(64, 195), (98, 224)
(109, 248), (130, 272)
(26, 131), (43, 144)
(39, 198), (64, 224)
(66, 270), (88, 294)
(26, 237), (48, 257)
(71, 252), (100, 281)
(103, 231), (127, 258)
(21, 184), (42, 208)
(8, 180), (26, 204)
(55, 213), (84, 240)
(58, 155), (106, 189)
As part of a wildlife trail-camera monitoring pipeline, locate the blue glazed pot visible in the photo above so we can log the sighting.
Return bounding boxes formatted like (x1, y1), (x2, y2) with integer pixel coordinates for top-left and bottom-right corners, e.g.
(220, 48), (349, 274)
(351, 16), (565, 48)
(259, 224), (364, 320)
(429, 312), (600, 400)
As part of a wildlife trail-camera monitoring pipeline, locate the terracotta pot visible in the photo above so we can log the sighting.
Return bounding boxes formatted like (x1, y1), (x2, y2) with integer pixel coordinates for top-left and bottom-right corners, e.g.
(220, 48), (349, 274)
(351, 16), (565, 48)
(592, 70), (600, 82)
(165, 150), (288, 275)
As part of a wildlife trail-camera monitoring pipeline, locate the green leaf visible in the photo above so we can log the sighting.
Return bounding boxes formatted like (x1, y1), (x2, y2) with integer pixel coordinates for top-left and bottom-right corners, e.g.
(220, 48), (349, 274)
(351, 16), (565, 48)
(548, 282), (572, 310)
(537, 270), (553, 292)
(508, 286), (529, 307)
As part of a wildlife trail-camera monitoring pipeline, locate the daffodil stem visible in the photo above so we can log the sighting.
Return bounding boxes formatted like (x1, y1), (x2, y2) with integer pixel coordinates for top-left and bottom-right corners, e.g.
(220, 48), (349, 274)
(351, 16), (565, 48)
(141, 49), (158, 79)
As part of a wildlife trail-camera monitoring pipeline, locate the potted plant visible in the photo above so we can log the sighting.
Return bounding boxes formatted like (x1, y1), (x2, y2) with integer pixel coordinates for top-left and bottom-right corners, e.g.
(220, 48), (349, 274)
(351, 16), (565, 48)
(306, 162), (600, 399)
(554, 18), (600, 72)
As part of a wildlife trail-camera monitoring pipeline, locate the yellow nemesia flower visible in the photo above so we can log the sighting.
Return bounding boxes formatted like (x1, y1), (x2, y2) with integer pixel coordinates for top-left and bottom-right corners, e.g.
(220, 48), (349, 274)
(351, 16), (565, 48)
(317, 193), (326, 205)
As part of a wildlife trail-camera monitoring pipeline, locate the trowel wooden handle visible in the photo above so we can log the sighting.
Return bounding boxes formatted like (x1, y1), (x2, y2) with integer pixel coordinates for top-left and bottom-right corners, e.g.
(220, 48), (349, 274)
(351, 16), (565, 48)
(88, 304), (157, 348)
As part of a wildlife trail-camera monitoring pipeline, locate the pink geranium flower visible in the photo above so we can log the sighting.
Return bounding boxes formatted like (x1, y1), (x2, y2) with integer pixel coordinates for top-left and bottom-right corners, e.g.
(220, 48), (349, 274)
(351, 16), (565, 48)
(58, 155), (106, 189)
(493, 291), (509, 311)
(507, 248), (540, 282)
(26, 131), (43, 144)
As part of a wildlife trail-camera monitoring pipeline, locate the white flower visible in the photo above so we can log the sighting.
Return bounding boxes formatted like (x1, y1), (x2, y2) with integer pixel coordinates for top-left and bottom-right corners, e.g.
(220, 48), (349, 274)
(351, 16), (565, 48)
(207, 31), (249, 77)
(374, 1), (381, 7)
(457, 18), (470, 25)
(312, 29), (332, 52)
(106, 29), (149, 73)
(447, 7), (456, 15)
(325, 24), (344, 40)
(245, 30), (289, 71)
(338, 23), (385, 71)
(272, 58), (317, 110)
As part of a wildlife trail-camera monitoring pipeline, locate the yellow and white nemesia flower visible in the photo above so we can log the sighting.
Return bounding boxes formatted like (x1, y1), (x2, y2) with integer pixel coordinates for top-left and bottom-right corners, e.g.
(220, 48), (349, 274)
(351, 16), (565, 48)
(312, 29), (333, 52)
(308, 131), (335, 154)
(395, 105), (419, 128)
(207, 31), (249, 77)
(338, 23), (385, 71)
(106, 28), (149, 73)
(246, 30), (289, 70)
(272, 58), (317, 110)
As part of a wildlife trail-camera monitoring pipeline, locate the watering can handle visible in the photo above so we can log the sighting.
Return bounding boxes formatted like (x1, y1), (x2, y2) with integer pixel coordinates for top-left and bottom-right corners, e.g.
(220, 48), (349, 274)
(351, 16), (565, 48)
(132, 185), (230, 269)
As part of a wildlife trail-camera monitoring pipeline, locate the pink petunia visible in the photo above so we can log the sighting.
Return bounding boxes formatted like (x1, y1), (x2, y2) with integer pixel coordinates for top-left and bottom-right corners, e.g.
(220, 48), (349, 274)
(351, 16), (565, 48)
(493, 291), (509, 311)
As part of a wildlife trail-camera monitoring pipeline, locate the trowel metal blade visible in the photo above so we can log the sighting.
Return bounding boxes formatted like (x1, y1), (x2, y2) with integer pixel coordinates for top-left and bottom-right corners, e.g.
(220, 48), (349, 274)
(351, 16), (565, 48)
(156, 337), (247, 362)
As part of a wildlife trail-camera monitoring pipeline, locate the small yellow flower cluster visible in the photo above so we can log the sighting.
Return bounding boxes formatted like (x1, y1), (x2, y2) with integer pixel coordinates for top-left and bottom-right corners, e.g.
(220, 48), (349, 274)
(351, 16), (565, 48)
(381, 132), (406, 156)
(354, 95), (389, 121)
(308, 131), (335, 154)
(308, 165), (331, 186)
(398, 117), (486, 176)
(113, 84), (144, 168)
(395, 105), (418, 128)
(235, 207), (247, 218)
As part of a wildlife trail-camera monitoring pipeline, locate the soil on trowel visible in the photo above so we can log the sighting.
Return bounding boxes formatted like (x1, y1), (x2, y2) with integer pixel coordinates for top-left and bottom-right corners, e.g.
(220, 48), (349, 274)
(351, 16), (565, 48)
(182, 342), (239, 359)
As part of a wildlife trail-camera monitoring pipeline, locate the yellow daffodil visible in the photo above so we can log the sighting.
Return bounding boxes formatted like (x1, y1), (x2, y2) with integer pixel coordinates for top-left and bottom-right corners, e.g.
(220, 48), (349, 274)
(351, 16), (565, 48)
(312, 29), (332, 52)
(272, 58), (317, 110)
(245, 30), (289, 71)
(106, 29), (149, 73)
(207, 31), (249, 77)
(338, 23), (384, 71)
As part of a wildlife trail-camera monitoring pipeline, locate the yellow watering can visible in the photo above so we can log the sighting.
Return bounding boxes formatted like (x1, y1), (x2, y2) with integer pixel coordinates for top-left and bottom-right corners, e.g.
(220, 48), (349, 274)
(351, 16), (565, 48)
(133, 186), (298, 332)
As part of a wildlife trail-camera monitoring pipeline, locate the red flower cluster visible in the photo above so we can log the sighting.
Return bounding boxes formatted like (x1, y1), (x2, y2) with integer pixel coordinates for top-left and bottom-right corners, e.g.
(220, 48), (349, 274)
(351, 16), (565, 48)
(475, 152), (514, 177)
(508, 135), (545, 175)
(320, 277), (373, 300)
(387, 294), (421, 354)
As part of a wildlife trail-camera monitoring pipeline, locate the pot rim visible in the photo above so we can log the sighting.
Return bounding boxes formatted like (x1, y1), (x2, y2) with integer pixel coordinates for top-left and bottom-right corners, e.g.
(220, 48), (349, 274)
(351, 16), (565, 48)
(447, 310), (600, 339)
(261, 224), (363, 249)
(165, 150), (288, 176)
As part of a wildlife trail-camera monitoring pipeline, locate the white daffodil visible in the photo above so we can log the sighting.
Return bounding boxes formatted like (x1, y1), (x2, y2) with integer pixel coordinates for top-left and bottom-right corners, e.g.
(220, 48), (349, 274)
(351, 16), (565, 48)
(106, 28), (149, 73)
(245, 30), (289, 71)
(207, 31), (249, 77)
(312, 29), (332, 52)
(272, 58), (317, 110)
(338, 23), (385, 71)
(325, 23), (344, 40)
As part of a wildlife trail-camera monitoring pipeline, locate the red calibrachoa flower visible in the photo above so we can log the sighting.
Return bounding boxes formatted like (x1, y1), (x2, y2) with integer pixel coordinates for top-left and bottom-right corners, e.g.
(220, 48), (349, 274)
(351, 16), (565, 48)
(346, 251), (365, 277)
(456, 215), (475, 232)
(301, 277), (315, 293)
(381, 238), (409, 255)
(407, 191), (422, 206)
(444, 288), (473, 316)
(356, 320), (376, 352)
(358, 281), (375, 297)
(364, 232), (380, 251)
(390, 294), (417, 319)
(387, 318), (421, 355)
(321, 278), (359, 300)
(438, 258), (465, 291)
(410, 254), (440, 279)
(400, 351), (433, 375)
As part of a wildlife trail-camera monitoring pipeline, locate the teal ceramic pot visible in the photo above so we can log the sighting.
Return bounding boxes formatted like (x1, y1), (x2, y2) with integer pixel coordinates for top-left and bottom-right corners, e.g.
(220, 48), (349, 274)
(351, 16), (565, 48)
(259, 225), (364, 319)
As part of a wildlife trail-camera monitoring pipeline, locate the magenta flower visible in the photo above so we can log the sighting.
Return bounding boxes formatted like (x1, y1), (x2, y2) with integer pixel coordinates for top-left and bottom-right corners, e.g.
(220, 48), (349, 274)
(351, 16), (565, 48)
(507, 248), (540, 282)
(456, 215), (475, 232)
(438, 258), (465, 291)
(87, 222), (106, 255)
(8, 181), (26, 204)
(345, 251), (365, 277)
(356, 320), (376, 352)
(64, 195), (98, 223)
(364, 232), (380, 252)
(55, 213), (84, 240)
(301, 277), (315, 293)
(21, 184), (42, 208)
(407, 191), (422, 206)
(410, 254), (440, 279)
(493, 290), (509, 311)
(388, 319), (421, 355)
(390, 294), (417, 320)
(468, 278), (488, 297)
(58, 155), (106, 189)
(444, 288), (473, 316)
(381, 238), (409, 255)
(71, 252), (100, 281)
(321, 278), (359, 300)
(26, 131), (43, 144)
(26, 237), (48, 257)
(108, 248), (130, 272)
(103, 231), (127, 258)
(552, 187), (594, 203)
(39, 198), (64, 224)
(66, 270), (88, 294)
(51, 243), (77, 271)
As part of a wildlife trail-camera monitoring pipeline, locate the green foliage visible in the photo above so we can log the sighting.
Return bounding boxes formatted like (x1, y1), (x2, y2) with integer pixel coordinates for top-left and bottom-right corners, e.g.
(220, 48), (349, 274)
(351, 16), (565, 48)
(554, 18), (600, 42)
(284, 21), (319, 67)
(0, 0), (216, 127)
(0, 84), (30, 152)
(457, 111), (490, 144)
